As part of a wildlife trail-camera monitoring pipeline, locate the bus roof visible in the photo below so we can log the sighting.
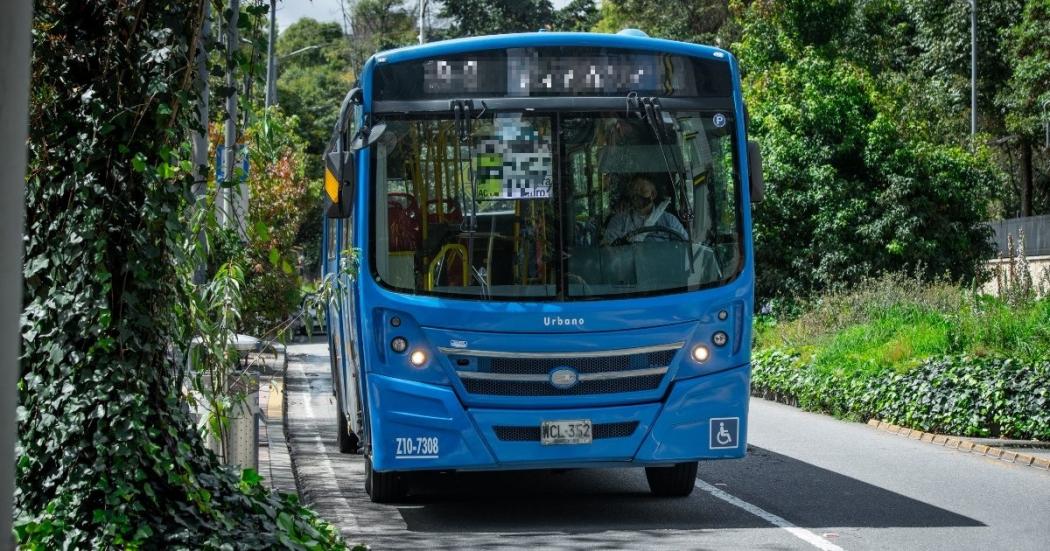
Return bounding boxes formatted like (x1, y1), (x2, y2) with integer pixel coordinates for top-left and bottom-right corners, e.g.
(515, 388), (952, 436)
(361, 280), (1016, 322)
(367, 31), (733, 69)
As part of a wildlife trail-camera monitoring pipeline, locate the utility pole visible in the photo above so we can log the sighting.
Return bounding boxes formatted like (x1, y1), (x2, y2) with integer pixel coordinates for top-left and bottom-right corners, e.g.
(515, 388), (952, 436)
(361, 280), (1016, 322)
(970, 0), (977, 143)
(222, 0), (247, 239)
(418, 0), (427, 44)
(265, 0), (277, 108)
(0, 2), (31, 548)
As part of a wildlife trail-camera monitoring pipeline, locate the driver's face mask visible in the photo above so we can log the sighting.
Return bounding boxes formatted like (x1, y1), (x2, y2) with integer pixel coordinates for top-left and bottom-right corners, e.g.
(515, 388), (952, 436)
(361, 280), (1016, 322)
(631, 193), (654, 208)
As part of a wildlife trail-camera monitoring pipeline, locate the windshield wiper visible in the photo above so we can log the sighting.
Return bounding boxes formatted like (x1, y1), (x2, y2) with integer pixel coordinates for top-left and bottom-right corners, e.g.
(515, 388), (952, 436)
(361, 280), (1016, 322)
(628, 94), (694, 224)
(452, 99), (495, 296)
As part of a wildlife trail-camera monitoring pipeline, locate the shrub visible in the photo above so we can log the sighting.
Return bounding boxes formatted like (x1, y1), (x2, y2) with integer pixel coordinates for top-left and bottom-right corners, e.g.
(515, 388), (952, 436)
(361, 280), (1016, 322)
(240, 109), (319, 336)
(18, 2), (348, 547)
(752, 351), (1050, 440)
(753, 273), (1050, 440)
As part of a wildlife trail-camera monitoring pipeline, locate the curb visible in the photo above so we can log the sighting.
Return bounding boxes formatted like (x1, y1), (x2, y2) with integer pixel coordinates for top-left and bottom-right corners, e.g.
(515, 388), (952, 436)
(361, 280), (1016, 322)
(258, 353), (298, 495)
(866, 419), (1050, 472)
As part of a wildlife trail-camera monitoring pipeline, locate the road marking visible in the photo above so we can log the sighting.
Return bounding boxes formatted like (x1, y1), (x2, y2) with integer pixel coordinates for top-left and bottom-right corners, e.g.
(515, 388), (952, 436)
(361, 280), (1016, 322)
(290, 360), (361, 532)
(694, 478), (845, 551)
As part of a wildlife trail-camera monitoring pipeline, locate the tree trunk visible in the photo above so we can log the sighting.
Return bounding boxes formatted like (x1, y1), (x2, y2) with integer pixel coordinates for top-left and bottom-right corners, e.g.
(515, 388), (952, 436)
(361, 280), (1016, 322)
(1020, 138), (1033, 217)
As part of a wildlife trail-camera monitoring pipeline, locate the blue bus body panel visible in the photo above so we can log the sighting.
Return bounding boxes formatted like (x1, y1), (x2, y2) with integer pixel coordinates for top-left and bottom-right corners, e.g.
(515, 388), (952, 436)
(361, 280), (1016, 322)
(337, 32), (756, 474)
(367, 364), (750, 472)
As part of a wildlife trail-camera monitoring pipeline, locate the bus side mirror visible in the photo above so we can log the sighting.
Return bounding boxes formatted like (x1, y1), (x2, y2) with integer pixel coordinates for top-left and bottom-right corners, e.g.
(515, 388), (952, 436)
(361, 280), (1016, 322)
(747, 140), (764, 203)
(325, 149), (354, 219)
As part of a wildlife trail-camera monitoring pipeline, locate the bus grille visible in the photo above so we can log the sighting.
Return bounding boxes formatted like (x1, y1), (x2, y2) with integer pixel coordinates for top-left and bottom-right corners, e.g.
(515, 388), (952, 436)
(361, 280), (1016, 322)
(445, 344), (680, 398)
(494, 421), (640, 442)
(487, 349), (675, 375)
(462, 374), (663, 396)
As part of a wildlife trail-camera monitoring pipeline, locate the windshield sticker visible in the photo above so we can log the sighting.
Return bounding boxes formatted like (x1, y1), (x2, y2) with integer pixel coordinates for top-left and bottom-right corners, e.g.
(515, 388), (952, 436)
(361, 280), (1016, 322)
(476, 114), (552, 200)
(713, 113), (727, 128)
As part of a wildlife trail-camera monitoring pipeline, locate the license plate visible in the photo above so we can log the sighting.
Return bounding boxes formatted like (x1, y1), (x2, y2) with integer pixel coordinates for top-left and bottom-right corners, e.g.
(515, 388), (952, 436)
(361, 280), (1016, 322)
(541, 419), (592, 445)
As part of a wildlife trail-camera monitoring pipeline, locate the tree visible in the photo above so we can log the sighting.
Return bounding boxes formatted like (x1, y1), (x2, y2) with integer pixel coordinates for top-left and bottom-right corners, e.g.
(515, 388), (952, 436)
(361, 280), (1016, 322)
(734, 1), (1002, 302)
(593, 0), (731, 45)
(276, 18), (354, 157)
(552, 0), (601, 32)
(439, 0), (555, 37)
(998, 0), (1050, 216)
(240, 109), (318, 334)
(18, 1), (343, 547)
(353, 0), (416, 50)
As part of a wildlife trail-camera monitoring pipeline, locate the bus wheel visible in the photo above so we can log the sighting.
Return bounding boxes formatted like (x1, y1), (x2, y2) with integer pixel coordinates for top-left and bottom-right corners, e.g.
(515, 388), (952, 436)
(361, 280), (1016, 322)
(336, 408), (359, 453)
(645, 462), (698, 497)
(365, 455), (405, 503)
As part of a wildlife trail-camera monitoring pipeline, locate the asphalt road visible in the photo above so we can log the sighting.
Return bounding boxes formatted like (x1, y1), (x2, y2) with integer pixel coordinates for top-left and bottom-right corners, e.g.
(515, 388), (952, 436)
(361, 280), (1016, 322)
(283, 341), (1050, 550)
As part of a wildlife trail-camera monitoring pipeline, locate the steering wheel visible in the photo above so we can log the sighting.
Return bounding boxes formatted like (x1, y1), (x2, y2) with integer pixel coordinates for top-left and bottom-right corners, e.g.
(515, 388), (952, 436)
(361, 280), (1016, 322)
(610, 225), (689, 246)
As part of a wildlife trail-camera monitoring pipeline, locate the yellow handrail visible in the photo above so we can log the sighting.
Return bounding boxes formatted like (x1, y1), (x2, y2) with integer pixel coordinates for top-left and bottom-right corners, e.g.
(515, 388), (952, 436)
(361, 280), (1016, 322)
(427, 243), (468, 290)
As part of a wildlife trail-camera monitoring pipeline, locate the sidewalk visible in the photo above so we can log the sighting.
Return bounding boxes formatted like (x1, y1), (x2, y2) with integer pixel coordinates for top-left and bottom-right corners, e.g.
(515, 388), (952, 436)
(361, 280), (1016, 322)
(253, 350), (298, 495)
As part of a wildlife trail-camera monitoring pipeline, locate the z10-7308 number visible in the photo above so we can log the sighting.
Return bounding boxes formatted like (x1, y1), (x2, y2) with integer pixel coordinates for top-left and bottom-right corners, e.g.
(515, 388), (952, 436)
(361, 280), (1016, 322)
(395, 437), (439, 458)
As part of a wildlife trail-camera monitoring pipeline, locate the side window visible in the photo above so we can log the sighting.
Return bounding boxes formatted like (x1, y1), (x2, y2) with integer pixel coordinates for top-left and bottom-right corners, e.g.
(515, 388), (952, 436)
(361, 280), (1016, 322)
(326, 219), (338, 263)
(342, 213), (353, 252)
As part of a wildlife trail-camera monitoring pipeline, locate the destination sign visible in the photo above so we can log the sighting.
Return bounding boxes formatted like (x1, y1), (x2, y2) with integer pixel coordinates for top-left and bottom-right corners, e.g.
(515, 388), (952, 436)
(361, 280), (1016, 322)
(374, 46), (732, 100)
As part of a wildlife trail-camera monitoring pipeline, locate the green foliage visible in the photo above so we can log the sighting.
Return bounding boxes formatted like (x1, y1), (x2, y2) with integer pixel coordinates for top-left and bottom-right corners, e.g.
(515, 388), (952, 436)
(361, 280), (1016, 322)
(752, 351), (1050, 440)
(276, 19), (356, 157)
(552, 0), (602, 32)
(239, 108), (317, 335)
(440, 0), (556, 36)
(735, 2), (1002, 302)
(756, 273), (1050, 367)
(906, 0), (1023, 135)
(353, 0), (417, 51)
(998, 0), (1050, 141)
(19, 1), (347, 547)
(753, 275), (1050, 440)
(594, 0), (731, 45)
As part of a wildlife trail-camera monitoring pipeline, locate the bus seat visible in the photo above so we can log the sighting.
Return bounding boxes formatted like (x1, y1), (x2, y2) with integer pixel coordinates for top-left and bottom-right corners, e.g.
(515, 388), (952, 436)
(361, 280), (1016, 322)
(387, 192), (421, 252)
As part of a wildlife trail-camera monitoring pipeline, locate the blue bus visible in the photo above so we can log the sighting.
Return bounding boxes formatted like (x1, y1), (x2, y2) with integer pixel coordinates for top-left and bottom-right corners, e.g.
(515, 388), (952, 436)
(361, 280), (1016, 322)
(321, 29), (764, 503)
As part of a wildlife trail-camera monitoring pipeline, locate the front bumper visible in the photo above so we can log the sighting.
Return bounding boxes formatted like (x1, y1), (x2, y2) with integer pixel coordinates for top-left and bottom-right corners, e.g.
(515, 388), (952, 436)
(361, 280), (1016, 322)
(367, 364), (751, 472)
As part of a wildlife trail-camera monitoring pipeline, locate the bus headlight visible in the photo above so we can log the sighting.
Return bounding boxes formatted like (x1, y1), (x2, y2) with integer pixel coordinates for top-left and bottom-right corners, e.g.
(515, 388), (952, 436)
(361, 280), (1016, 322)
(691, 344), (710, 362)
(409, 350), (427, 367)
(390, 337), (408, 353)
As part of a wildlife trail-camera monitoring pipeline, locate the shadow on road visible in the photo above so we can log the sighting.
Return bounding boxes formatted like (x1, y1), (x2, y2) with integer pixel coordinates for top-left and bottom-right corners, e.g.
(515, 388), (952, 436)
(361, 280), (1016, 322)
(394, 445), (983, 533)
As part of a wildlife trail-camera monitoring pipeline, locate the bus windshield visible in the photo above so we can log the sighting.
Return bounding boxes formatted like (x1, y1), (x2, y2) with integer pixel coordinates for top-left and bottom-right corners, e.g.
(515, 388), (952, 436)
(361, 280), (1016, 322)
(372, 110), (741, 300)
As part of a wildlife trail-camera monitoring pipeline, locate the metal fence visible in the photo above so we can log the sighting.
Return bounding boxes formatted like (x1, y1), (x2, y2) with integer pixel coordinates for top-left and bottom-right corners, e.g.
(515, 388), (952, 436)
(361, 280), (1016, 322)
(988, 215), (1050, 257)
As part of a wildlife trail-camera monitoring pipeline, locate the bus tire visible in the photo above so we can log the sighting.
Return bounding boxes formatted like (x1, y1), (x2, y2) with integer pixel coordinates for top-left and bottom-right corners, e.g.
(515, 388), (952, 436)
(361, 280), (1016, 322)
(365, 455), (405, 503)
(645, 461), (698, 497)
(336, 407), (358, 453)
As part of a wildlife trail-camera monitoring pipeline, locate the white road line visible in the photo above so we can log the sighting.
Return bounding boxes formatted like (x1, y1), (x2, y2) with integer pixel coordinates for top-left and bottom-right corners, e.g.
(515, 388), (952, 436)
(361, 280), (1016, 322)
(290, 360), (360, 532)
(694, 478), (845, 551)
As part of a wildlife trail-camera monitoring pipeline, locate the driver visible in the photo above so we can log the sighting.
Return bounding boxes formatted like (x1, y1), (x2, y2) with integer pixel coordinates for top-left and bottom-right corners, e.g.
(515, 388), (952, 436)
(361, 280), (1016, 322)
(603, 176), (687, 244)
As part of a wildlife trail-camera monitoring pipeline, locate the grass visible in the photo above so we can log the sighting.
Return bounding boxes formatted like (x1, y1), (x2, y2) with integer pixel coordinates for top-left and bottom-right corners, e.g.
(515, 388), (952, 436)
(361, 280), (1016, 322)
(752, 273), (1050, 439)
(755, 273), (1050, 376)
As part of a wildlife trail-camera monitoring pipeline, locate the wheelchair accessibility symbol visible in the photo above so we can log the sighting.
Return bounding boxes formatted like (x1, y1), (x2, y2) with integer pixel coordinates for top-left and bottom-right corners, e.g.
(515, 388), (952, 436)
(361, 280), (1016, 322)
(709, 417), (739, 449)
